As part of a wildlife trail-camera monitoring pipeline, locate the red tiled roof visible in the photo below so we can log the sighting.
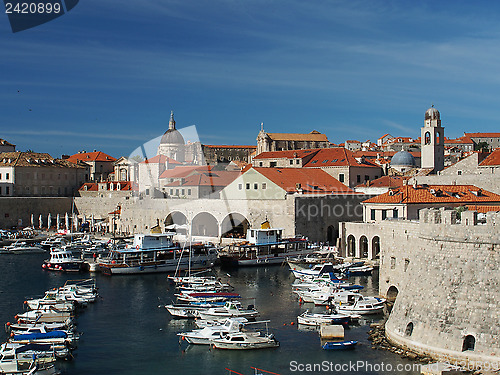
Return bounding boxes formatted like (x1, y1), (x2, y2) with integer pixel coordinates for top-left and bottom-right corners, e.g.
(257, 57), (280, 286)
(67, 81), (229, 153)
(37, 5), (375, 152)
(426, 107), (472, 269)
(265, 131), (328, 142)
(355, 176), (408, 188)
(479, 149), (500, 166)
(303, 148), (380, 168)
(363, 185), (500, 205)
(0, 139), (15, 147)
(253, 149), (320, 160)
(253, 167), (353, 194)
(378, 134), (393, 140)
(79, 181), (136, 191)
(164, 171), (240, 187)
(140, 155), (182, 164)
(159, 165), (213, 179)
(464, 132), (500, 138)
(0, 151), (85, 168)
(352, 151), (421, 158)
(67, 151), (116, 163)
(203, 145), (256, 149)
(465, 205), (500, 213)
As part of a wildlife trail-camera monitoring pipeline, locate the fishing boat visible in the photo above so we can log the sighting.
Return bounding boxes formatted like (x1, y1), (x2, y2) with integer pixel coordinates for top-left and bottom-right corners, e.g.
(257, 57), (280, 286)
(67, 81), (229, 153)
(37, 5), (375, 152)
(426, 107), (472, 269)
(321, 340), (358, 350)
(336, 298), (385, 315)
(218, 222), (317, 267)
(41, 247), (85, 272)
(98, 233), (218, 275)
(211, 331), (279, 350)
(0, 343), (59, 374)
(296, 310), (351, 326)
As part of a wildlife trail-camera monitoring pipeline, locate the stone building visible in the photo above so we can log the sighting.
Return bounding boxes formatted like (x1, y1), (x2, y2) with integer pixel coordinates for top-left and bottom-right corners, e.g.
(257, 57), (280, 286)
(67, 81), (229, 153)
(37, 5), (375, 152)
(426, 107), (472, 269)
(256, 126), (330, 155)
(113, 157), (138, 183)
(137, 155), (182, 196)
(0, 139), (15, 153)
(0, 151), (88, 197)
(66, 151), (116, 182)
(362, 183), (500, 223)
(201, 145), (256, 166)
(77, 181), (136, 198)
(342, 209), (500, 367)
(465, 132), (500, 150)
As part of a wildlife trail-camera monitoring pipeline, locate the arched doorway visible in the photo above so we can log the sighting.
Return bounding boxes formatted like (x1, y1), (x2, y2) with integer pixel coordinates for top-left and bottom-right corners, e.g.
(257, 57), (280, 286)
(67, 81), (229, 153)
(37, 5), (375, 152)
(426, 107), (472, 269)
(387, 285), (399, 302)
(347, 235), (356, 257)
(372, 236), (380, 259)
(191, 212), (218, 237)
(165, 211), (187, 235)
(327, 225), (338, 245)
(221, 213), (250, 239)
(360, 236), (368, 258)
(462, 335), (475, 352)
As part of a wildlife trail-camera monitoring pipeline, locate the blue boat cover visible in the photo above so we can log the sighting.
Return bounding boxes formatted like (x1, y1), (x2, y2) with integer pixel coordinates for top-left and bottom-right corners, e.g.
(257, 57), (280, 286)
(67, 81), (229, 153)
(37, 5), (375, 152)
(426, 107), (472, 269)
(12, 330), (67, 341)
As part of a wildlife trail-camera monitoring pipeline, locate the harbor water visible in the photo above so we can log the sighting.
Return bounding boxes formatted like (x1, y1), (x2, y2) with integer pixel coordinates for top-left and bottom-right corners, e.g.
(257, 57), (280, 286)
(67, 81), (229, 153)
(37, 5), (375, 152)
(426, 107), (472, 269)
(0, 254), (421, 375)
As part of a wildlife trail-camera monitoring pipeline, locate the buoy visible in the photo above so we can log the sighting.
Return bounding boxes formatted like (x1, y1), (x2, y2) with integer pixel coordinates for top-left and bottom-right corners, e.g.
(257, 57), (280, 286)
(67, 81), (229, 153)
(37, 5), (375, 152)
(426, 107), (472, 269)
(14, 315), (18, 319)
(291, 322), (294, 325)
(6, 322), (11, 326)
(10, 333), (14, 337)
(283, 323), (286, 326)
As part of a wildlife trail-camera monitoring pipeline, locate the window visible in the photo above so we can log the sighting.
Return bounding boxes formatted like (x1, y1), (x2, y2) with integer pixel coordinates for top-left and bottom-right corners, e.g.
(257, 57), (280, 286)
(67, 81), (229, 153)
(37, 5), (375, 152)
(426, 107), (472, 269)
(270, 162), (277, 167)
(170, 189), (173, 195)
(262, 183), (266, 190)
(311, 160), (318, 164)
(390, 256), (396, 269)
(462, 335), (475, 352)
(357, 175), (361, 183)
(458, 170), (462, 175)
(246, 183), (250, 190)
(382, 210), (387, 220)
(175, 189), (179, 195)
(181, 189), (185, 195)
(393, 209), (398, 219)
(405, 322), (414, 336)
(238, 184), (242, 190)
(188, 189), (191, 195)
(404, 258), (410, 272)
(259, 162), (263, 167)
(289, 160), (293, 165)
(322, 159), (329, 163)
(5, 186), (9, 195)
(0, 173), (2, 179)
(6, 173), (9, 180)
(339, 174), (345, 183)
(364, 175), (369, 181)
(0, 186), (2, 195)
(371, 209), (376, 220)
(254, 183), (258, 190)
(296, 159), (300, 164)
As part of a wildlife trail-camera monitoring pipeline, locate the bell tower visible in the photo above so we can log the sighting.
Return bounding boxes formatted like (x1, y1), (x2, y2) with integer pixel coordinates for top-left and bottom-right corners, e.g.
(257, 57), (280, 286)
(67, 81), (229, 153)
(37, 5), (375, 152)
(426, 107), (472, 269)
(421, 105), (444, 172)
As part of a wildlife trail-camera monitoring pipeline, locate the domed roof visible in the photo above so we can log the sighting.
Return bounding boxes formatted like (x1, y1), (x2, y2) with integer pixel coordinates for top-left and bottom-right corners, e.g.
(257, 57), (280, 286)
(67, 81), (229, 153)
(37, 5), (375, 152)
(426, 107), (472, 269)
(160, 129), (184, 145)
(391, 149), (416, 167)
(425, 105), (440, 121)
(160, 111), (185, 145)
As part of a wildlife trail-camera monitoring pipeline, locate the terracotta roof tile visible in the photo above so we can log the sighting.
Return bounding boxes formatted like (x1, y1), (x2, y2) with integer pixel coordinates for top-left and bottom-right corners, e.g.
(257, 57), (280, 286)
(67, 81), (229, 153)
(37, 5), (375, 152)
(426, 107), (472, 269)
(363, 185), (500, 205)
(465, 205), (500, 213)
(479, 149), (500, 166)
(67, 151), (116, 163)
(303, 148), (380, 168)
(0, 151), (86, 168)
(355, 176), (408, 188)
(159, 165), (213, 179)
(265, 131), (328, 142)
(253, 149), (320, 160)
(254, 167), (353, 194)
(464, 132), (500, 138)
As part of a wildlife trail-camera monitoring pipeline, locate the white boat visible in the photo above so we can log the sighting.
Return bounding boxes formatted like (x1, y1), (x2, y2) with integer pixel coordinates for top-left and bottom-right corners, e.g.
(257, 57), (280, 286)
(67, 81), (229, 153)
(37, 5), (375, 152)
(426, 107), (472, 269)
(177, 318), (248, 345)
(210, 331), (279, 350)
(40, 236), (68, 250)
(290, 262), (340, 280)
(198, 301), (259, 321)
(296, 310), (351, 326)
(0, 241), (45, 254)
(0, 343), (58, 375)
(98, 234), (218, 275)
(336, 297), (386, 315)
(218, 225), (317, 267)
(194, 317), (248, 328)
(42, 247), (85, 272)
(15, 309), (72, 324)
(1, 341), (70, 362)
(165, 302), (224, 319)
(6, 321), (74, 334)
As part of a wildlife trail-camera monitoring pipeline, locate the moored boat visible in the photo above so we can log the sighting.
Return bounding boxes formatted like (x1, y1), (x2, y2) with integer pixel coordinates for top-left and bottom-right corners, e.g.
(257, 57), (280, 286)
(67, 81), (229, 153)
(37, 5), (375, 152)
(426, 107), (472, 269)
(322, 340), (358, 350)
(210, 331), (279, 350)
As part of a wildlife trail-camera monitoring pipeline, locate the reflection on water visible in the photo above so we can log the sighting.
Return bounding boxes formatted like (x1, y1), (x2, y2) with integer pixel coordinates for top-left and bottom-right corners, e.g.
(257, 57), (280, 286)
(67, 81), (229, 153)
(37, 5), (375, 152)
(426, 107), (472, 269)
(0, 255), (420, 375)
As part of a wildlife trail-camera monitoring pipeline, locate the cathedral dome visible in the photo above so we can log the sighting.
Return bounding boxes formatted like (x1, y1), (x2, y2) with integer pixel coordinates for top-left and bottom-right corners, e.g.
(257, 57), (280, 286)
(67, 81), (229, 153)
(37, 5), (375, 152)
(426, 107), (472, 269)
(425, 105), (440, 121)
(160, 111), (184, 145)
(160, 129), (184, 145)
(391, 149), (415, 167)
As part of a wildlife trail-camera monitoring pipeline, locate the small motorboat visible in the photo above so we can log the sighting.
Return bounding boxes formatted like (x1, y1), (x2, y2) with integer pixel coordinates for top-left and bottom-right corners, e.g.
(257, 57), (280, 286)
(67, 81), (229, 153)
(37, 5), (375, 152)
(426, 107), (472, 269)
(42, 247), (85, 272)
(211, 332), (279, 350)
(322, 340), (358, 350)
(198, 301), (259, 321)
(0, 241), (45, 254)
(297, 310), (350, 326)
(165, 302), (224, 319)
(178, 318), (248, 345)
(336, 298), (385, 315)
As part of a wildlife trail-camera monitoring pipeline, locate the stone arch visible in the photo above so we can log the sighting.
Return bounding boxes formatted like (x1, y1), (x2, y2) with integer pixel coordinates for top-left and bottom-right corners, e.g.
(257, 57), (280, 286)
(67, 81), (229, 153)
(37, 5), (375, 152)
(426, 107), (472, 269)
(372, 236), (380, 259)
(192, 212), (219, 237)
(405, 322), (414, 337)
(462, 335), (475, 352)
(360, 235), (369, 258)
(221, 213), (250, 239)
(165, 211), (187, 234)
(327, 225), (338, 245)
(425, 131), (431, 145)
(347, 235), (356, 257)
(387, 285), (399, 302)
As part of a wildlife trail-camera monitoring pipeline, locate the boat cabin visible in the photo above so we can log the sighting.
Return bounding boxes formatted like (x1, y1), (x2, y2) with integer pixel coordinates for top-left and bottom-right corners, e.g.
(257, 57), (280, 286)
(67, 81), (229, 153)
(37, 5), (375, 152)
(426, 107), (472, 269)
(132, 233), (176, 250)
(246, 228), (283, 245)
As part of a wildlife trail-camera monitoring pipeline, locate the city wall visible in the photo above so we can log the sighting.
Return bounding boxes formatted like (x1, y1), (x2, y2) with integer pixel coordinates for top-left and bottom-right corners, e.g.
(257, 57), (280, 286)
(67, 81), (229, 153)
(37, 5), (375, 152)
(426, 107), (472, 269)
(344, 210), (500, 367)
(0, 197), (73, 228)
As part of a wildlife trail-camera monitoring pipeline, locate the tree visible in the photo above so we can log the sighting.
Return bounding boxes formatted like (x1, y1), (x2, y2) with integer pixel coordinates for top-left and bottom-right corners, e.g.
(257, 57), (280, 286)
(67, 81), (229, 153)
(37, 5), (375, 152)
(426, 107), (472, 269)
(474, 141), (490, 152)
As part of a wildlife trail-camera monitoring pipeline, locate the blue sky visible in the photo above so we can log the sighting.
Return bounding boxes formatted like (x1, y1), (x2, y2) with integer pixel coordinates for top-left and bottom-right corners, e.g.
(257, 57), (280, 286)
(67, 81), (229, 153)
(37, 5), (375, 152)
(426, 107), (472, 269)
(1, 0), (499, 158)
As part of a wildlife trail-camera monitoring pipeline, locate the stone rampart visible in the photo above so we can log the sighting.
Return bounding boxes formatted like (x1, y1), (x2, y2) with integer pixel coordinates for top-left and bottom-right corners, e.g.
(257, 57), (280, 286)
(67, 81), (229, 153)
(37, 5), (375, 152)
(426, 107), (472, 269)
(0, 197), (73, 228)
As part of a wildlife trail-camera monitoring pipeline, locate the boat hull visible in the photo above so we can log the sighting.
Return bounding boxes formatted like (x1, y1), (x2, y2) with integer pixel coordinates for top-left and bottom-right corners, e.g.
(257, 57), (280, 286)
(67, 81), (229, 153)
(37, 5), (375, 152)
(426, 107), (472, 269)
(99, 256), (216, 275)
(322, 340), (358, 350)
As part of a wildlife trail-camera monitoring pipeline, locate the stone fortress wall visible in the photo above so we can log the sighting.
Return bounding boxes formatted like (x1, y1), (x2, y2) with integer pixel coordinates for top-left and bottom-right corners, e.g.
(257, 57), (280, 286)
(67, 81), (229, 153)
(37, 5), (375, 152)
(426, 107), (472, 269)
(345, 209), (499, 367)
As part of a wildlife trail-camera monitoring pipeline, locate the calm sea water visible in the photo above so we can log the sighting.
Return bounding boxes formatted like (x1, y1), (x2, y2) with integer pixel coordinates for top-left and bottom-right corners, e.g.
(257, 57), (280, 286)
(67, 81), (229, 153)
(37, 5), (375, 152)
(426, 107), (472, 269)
(0, 254), (420, 375)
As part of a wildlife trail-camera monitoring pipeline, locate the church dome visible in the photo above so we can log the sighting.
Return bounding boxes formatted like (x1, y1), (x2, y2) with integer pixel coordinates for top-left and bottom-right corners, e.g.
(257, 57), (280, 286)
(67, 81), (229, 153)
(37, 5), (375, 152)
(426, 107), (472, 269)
(160, 129), (184, 145)
(160, 111), (184, 145)
(391, 149), (415, 167)
(425, 105), (440, 121)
